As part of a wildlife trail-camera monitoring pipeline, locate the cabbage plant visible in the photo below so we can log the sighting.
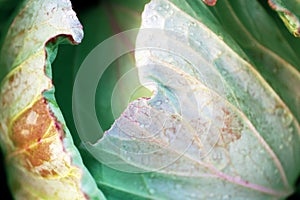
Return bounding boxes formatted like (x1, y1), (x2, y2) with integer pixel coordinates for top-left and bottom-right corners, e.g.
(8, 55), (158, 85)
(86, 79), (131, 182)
(0, 0), (299, 199)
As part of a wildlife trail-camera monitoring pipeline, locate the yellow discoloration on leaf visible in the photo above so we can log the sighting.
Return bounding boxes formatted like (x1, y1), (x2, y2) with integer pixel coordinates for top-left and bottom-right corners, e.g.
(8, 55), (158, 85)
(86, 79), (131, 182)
(8, 97), (72, 178)
(1, 77), (87, 199)
(1, 50), (51, 136)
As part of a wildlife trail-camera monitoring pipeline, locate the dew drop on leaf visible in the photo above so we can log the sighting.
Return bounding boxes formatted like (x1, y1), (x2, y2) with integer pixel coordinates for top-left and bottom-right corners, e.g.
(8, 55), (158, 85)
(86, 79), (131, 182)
(149, 188), (155, 194)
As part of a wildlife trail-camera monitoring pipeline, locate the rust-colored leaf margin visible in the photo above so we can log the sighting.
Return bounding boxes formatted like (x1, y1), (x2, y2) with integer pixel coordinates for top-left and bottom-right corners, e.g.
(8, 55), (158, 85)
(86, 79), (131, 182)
(203, 0), (217, 6)
(268, 0), (300, 37)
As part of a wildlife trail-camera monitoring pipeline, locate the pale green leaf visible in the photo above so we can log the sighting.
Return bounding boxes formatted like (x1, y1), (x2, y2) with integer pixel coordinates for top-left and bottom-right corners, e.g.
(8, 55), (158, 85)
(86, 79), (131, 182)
(86, 0), (300, 199)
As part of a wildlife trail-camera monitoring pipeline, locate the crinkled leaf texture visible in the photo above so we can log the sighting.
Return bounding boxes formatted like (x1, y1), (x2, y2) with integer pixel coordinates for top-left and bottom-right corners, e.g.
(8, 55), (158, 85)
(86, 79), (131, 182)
(0, 0), (104, 199)
(86, 0), (300, 199)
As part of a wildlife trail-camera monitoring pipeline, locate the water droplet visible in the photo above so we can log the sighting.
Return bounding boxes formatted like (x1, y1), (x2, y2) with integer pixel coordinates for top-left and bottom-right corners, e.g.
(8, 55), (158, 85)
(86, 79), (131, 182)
(157, 6), (162, 11)
(161, 127), (177, 144)
(175, 184), (182, 189)
(151, 15), (158, 22)
(169, 10), (174, 15)
(288, 135), (293, 142)
(288, 127), (293, 133)
(282, 112), (293, 127)
(279, 144), (283, 149)
(259, 148), (264, 154)
(240, 148), (248, 155)
(209, 193), (214, 197)
(221, 69), (228, 76)
(156, 100), (162, 106)
(194, 40), (202, 46)
(165, 99), (169, 103)
(208, 147), (229, 170)
(149, 188), (155, 194)
(222, 195), (231, 200)
(275, 107), (283, 115)
(215, 50), (223, 58)
(165, 4), (170, 9)
(160, 133), (170, 143)
(47, 2), (58, 13)
(190, 193), (196, 198)
(212, 152), (219, 160)
(177, 26), (183, 31)
(149, 3), (155, 10)
(190, 21), (196, 27)
(198, 149), (203, 159)
(139, 123), (145, 128)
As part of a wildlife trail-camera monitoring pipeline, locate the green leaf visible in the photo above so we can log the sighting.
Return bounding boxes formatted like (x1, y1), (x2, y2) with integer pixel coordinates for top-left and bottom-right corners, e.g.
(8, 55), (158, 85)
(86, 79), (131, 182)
(210, 0), (300, 129)
(268, 0), (300, 37)
(0, 0), (104, 199)
(85, 0), (300, 199)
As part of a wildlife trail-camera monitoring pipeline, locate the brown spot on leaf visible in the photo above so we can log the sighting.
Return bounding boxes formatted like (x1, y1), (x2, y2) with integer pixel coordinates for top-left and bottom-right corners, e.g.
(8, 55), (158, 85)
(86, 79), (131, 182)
(11, 98), (52, 148)
(9, 74), (15, 83)
(220, 108), (243, 146)
(294, 27), (300, 37)
(15, 113), (65, 176)
(10, 97), (69, 176)
(25, 139), (52, 167)
(39, 169), (57, 177)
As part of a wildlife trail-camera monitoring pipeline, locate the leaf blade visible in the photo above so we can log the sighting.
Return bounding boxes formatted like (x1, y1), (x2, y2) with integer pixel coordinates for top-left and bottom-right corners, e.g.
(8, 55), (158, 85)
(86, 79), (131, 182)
(86, 0), (300, 199)
(0, 0), (104, 199)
